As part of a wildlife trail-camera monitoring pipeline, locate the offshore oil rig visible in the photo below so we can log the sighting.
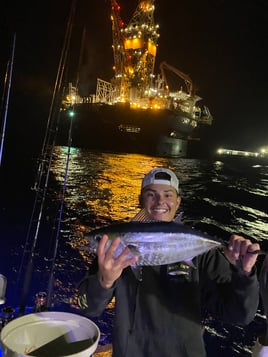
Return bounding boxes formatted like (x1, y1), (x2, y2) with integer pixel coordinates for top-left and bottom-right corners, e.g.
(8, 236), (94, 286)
(61, 0), (213, 157)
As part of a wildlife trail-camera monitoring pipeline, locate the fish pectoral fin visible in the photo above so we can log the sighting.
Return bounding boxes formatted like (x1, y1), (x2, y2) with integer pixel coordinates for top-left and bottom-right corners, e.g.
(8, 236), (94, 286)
(127, 244), (140, 257)
(128, 244), (142, 281)
(183, 259), (196, 269)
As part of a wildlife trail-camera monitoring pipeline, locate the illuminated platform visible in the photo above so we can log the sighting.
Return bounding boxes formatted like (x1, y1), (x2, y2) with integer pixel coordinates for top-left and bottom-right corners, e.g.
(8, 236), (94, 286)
(216, 147), (268, 165)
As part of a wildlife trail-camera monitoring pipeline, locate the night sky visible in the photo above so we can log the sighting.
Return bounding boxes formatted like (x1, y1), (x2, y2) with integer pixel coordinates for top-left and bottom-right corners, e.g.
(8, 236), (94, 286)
(1, 0), (268, 159)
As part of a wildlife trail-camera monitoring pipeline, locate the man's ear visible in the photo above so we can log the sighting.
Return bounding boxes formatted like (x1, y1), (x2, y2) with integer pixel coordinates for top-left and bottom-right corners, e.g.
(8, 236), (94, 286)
(176, 196), (181, 210)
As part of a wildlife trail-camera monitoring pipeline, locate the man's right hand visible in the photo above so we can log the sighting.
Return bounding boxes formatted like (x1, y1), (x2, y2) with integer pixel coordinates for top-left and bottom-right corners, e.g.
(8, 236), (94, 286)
(97, 235), (139, 289)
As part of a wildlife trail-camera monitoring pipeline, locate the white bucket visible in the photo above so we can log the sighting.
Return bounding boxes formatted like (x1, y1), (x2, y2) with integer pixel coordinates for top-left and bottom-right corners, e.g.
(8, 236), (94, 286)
(0, 311), (100, 357)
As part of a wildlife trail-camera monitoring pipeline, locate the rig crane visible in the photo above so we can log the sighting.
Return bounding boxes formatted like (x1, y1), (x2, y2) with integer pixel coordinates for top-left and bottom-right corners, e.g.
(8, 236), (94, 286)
(159, 61), (193, 96)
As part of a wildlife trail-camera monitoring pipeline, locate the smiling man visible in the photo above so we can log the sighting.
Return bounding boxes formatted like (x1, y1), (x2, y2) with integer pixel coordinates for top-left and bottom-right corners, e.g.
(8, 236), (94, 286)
(139, 168), (181, 222)
(78, 167), (260, 357)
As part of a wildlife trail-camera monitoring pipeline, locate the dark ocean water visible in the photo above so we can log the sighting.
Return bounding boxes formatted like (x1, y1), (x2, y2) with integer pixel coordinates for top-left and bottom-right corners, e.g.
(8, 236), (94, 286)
(0, 146), (268, 356)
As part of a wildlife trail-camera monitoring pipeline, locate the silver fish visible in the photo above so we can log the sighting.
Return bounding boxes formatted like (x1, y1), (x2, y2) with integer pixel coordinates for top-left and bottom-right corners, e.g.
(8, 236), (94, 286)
(84, 220), (224, 266)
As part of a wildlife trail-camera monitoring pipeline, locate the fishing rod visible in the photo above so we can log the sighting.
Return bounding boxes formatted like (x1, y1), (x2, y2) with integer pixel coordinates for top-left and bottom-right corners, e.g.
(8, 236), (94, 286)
(46, 111), (74, 307)
(46, 18), (86, 308)
(0, 33), (16, 167)
(18, 0), (77, 315)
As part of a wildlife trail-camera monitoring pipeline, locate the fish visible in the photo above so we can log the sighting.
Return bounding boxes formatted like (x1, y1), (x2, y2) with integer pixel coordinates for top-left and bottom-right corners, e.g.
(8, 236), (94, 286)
(83, 210), (266, 281)
(84, 218), (224, 267)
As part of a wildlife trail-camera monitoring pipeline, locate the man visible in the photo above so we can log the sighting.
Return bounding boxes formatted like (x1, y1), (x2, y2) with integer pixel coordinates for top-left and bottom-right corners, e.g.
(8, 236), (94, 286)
(78, 167), (260, 357)
(252, 256), (268, 357)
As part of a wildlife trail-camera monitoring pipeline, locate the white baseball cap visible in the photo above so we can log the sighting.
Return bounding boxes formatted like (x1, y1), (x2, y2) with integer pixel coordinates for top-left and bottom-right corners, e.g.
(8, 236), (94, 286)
(141, 168), (179, 193)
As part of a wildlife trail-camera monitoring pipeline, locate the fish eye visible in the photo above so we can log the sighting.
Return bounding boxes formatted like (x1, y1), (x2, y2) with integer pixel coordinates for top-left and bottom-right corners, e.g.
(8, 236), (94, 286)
(95, 235), (102, 242)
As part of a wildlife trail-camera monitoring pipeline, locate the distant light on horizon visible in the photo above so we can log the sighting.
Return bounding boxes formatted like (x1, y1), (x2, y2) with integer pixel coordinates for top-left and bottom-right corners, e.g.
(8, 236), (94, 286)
(260, 146), (268, 154)
(216, 147), (267, 158)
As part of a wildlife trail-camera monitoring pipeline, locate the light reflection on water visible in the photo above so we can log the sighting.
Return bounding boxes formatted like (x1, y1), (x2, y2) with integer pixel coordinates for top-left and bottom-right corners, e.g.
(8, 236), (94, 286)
(52, 147), (171, 224)
(51, 145), (268, 265)
(49, 146), (268, 356)
(52, 148), (267, 227)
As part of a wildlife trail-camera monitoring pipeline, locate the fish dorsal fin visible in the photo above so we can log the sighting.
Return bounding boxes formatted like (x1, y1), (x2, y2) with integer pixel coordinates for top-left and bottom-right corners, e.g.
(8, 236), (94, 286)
(131, 209), (158, 223)
(132, 209), (184, 223)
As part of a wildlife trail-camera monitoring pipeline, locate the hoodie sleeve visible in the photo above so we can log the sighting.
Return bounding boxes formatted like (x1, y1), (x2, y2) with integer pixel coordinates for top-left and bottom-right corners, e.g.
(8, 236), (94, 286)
(77, 258), (116, 317)
(199, 249), (259, 325)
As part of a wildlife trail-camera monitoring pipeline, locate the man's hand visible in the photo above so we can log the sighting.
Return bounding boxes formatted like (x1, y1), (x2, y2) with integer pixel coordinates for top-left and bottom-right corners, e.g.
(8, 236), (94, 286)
(224, 234), (260, 273)
(97, 235), (139, 289)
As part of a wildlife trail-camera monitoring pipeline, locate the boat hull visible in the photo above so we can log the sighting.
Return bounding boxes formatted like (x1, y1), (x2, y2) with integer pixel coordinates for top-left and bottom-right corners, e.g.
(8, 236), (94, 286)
(57, 103), (198, 157)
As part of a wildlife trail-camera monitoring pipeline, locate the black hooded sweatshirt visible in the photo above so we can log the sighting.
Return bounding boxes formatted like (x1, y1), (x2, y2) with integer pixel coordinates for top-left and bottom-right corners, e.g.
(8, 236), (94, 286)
(78, 249), (259, 357)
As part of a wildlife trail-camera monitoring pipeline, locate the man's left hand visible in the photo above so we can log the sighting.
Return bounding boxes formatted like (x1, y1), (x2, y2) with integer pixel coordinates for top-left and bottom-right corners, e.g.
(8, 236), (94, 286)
(224, 234), (260, 273)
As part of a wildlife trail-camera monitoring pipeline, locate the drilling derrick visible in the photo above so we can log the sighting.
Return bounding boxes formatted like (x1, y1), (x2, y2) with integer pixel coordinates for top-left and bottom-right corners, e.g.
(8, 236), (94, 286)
(111, 1), (128, 100)
(110, 0), (159, 103)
